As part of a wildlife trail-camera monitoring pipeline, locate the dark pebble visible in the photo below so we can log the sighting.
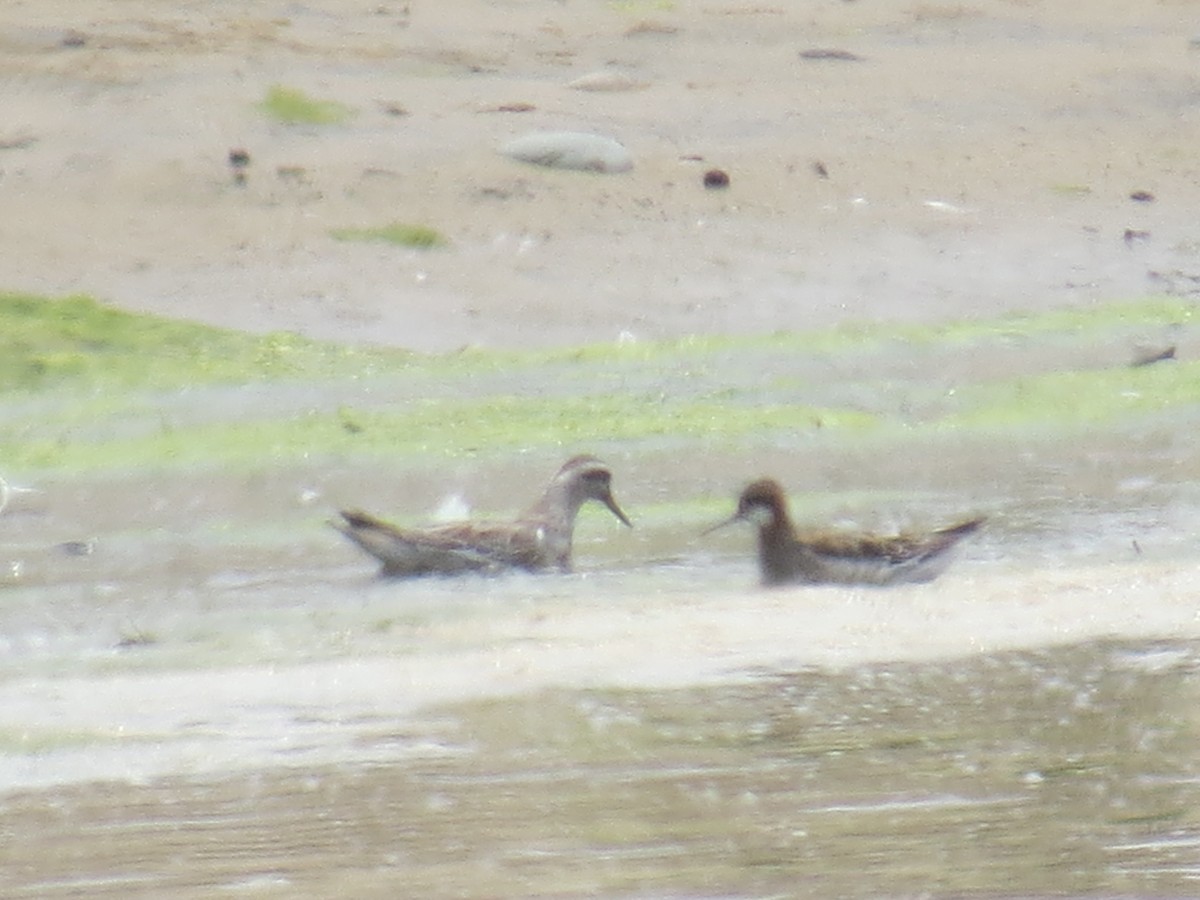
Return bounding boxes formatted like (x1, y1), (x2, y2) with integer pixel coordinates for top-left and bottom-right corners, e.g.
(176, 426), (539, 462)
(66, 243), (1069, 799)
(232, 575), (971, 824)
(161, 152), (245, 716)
(229, 149), (251, 185)
(1129, 190), (1155, 203)
(799, 48), (864, 61)
(1131, 345), (1176, 367)
(703, 169), (730, 189)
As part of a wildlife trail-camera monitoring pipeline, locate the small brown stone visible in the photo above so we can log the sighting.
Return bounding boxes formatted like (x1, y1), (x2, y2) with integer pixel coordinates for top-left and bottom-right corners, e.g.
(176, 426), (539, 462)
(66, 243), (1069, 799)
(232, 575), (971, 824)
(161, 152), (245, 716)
(703, 168), (730, 189)
(228, 148), (250, 186)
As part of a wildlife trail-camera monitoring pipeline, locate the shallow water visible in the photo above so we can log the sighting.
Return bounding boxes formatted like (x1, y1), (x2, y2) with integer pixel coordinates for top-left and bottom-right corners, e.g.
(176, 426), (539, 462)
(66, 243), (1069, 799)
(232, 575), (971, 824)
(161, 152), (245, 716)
(3, 295), (1200, 896)
(1, 450), (1199, 898)
(4, 638), (1200, 898)
(4, 341), (1200, 895)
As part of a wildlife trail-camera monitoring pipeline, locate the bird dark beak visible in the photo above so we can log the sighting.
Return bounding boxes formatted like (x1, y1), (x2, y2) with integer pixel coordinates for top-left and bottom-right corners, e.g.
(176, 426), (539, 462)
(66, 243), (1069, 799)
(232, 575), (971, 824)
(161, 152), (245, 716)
(701, 511), (743, 536)
(603, 493), (633, 528)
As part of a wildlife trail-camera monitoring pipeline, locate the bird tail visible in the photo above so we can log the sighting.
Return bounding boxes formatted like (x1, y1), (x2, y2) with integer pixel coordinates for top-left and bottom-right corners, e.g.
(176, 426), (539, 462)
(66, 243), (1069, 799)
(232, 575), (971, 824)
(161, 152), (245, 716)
(936, 516), (985, 541)
(333, 509), (392, 532)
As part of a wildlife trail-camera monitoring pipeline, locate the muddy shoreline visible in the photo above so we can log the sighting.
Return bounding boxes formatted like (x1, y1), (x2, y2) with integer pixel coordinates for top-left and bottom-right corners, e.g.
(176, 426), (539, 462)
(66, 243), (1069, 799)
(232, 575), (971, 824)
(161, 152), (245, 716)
(2, 1), (1199, 352)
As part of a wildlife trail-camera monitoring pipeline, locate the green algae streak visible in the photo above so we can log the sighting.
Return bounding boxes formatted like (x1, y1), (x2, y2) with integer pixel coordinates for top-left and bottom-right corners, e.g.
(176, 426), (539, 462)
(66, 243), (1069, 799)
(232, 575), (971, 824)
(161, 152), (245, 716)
(1, 291), (1196, 476)
(330, 223), (447, 248)
(260, 85), (353, 125)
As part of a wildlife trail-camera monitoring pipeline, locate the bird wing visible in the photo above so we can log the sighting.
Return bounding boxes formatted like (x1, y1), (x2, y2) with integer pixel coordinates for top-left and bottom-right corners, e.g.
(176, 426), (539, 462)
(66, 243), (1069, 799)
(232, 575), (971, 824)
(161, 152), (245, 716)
(800, 516), (984, 565)
(422, 520), (546, 570)
(332, 510), (544, 576)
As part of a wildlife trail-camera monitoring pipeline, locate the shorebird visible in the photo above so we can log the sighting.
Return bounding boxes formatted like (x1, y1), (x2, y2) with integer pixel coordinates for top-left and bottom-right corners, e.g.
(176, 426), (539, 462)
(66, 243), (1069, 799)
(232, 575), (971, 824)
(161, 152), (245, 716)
(332, 455), (631, 577)
(707, 478), (983, 587)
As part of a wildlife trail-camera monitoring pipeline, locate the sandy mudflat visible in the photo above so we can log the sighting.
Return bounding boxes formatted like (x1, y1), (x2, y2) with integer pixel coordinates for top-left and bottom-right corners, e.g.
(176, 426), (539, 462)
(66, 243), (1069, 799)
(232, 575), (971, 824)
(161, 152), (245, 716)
(2, 0), (1199, 352)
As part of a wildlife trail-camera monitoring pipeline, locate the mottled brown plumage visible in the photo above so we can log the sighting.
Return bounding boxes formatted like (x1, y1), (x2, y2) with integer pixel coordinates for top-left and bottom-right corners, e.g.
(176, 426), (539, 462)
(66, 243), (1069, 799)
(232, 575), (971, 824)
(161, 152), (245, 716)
(708, 478), (983, 587)
(332, 456), (631, 577)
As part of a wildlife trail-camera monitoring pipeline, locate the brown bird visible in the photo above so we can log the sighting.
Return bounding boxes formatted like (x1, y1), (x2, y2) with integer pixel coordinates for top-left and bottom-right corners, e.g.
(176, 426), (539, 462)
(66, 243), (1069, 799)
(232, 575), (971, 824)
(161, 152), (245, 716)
(332, 455), (631, 577)
(707, 478), (983, 587)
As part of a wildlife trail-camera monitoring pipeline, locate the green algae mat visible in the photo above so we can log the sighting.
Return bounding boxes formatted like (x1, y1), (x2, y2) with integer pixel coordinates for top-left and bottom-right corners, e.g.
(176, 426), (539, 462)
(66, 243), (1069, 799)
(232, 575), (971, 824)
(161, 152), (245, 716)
(1, 291), (1196, 477)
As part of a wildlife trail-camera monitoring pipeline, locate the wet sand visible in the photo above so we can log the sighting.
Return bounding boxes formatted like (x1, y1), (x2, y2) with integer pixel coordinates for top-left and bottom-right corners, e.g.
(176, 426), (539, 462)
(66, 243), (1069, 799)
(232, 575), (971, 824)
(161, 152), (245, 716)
(2, 0), (1199, 351)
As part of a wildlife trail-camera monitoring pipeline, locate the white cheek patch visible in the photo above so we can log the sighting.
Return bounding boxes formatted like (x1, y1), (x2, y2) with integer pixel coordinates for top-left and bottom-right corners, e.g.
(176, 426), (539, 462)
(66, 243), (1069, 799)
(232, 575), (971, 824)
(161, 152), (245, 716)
(744, 505), (774, 527)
